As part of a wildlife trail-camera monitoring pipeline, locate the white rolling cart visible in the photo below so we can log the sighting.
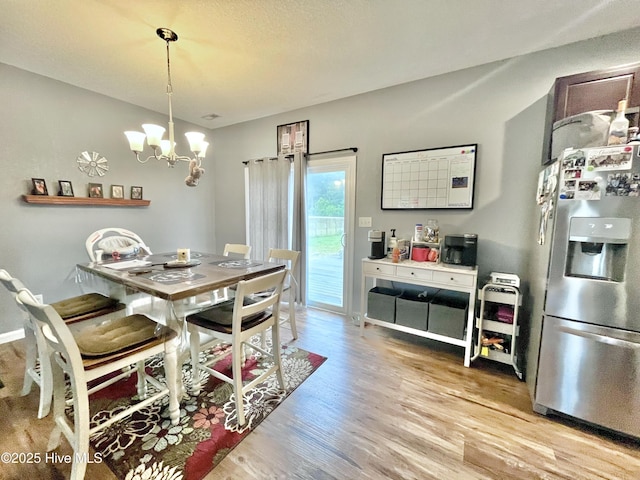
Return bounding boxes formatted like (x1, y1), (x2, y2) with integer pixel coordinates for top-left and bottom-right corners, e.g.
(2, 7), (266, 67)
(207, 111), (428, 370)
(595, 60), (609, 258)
(471, 273), (523, 379)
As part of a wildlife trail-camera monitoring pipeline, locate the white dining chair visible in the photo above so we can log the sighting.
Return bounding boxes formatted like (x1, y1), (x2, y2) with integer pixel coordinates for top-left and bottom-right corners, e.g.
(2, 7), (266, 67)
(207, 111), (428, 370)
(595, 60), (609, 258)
(223, 243), (251, 259)
(17, 288), (179, 480)
(85, 227), (152, 262)
(0, 269), (126, 419)
(186, 269), (286, 427)
(263, 248), (300, 343)
(212, 243), (252, 302)
(85, 227), (157, 313)
(268, 249), (300, 338)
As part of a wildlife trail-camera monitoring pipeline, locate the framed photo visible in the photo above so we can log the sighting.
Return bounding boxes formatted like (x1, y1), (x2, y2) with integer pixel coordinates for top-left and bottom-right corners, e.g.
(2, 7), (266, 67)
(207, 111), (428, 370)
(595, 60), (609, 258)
(381, 144), (478, 210)
(58, 180), (74, 197)
(31, 178), (48, 195)
(88, 183), (103, 198)
(110, 184), (124, 199)
(277, 120), (309, 155)
(131, 186), (143, 200)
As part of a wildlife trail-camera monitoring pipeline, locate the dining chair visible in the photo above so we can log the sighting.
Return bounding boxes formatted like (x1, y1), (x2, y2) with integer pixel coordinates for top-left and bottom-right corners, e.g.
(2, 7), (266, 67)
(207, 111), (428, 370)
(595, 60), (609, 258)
(0, 269), (126, 419)
(261, 248), (300, 345)
(223, 243), (251, 259)
(85, 227), (157, 313)
(186, 269), (286, 427)
(17, 287), (180, 480)
(85, 227), (152, 262)
(212, 243), (252, 302)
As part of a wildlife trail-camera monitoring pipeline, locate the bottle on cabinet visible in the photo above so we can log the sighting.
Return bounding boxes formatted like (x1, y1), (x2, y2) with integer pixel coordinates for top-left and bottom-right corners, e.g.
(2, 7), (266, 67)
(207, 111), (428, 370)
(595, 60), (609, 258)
(414, 224), (423, 242)
(607, 99), (630, 145)
(392, 245), (400, 263)
(387, 228), (397, 258)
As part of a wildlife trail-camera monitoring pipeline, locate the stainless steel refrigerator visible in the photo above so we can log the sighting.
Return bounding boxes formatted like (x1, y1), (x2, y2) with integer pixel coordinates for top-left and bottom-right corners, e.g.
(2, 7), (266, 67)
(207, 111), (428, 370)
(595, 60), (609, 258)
(527, 144), (640, 439)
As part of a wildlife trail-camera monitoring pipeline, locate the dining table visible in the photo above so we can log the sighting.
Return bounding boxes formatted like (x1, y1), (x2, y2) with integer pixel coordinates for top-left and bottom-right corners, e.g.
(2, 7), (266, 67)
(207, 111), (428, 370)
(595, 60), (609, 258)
(75, 251), (286, 397)
(77, 251), (285, 302)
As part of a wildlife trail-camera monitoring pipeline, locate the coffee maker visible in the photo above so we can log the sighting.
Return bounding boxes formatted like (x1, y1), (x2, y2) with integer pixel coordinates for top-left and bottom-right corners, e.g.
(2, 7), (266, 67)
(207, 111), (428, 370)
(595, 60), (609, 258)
(442, 234), (478, 267)
(367, 230), (386, 259)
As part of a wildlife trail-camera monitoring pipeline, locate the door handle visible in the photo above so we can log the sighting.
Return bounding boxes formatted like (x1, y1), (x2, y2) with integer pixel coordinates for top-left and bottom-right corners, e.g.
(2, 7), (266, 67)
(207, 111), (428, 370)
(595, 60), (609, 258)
(557, 326), (640, 349)
(340, 233), (346, 248)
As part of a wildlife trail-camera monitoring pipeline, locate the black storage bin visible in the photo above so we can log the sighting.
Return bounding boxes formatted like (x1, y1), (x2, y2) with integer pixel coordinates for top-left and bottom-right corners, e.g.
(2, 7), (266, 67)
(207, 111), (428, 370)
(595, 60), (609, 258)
(395, 288), (439, 331)
(367, 286), (402, 323)
(428, 290), (469, 339)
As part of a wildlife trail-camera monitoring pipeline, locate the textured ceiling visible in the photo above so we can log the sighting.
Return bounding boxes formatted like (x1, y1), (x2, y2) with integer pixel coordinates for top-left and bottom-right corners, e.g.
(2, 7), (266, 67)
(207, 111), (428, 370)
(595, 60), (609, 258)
(2, 0), (639, 129)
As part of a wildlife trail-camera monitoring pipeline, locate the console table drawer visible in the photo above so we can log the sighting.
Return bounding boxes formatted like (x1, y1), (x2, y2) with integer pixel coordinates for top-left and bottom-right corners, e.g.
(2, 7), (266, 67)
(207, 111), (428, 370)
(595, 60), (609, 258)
(363, 262), (396, 276)
(395, 265), (433, 281)
(433, 270), (475, 287)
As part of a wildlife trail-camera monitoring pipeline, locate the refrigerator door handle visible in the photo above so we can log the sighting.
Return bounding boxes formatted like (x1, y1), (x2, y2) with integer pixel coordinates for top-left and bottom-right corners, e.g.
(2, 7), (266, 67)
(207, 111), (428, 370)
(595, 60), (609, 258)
(557, 326), (640, 349)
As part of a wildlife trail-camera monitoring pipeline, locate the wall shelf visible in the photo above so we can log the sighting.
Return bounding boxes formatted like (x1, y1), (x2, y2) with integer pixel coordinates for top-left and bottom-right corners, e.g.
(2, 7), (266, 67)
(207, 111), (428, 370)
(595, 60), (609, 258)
(22, 195), (150, 207)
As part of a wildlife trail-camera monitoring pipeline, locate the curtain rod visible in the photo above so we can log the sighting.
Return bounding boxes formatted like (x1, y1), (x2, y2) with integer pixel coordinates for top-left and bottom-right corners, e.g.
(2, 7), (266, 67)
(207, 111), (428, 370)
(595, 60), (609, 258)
(242, 147), (357, 164)
(242, 155), (292, 165)
(308, 147), (358, 156)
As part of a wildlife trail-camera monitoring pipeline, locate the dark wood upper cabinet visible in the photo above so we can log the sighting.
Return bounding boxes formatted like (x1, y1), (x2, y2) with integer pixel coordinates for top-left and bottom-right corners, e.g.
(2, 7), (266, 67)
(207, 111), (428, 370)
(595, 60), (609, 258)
(541, 63), (640, 165)
(552, 62), (640, 124)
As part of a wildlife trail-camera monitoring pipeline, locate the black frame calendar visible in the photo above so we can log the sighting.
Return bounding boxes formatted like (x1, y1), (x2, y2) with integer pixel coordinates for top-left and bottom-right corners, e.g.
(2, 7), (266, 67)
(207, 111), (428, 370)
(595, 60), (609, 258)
(381, 144), (477, 210)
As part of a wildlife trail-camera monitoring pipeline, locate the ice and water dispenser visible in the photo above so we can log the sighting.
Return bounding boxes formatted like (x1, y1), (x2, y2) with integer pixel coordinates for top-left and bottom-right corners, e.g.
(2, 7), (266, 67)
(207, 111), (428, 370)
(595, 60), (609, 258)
(565, 217), (631, 282)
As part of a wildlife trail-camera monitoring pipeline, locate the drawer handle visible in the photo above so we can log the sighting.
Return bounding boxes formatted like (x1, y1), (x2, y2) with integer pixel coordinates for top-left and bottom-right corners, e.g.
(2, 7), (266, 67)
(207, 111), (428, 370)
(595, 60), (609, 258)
(376, 267), (380, 271)
(411, 272), (415, 275)
(450, 277), (455, 281)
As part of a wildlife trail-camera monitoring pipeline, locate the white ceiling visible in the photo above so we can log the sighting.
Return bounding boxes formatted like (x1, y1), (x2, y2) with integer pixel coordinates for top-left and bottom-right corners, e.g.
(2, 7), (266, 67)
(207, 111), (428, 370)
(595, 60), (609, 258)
(2, 0), (640, 129)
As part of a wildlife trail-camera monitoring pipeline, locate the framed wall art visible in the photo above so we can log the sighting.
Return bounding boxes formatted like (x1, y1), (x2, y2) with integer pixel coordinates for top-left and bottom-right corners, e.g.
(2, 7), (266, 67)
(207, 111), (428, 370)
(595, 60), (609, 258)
(58, 180), (74, 197)
(381, 144), (478, 210)
(89, 183), (103, 198)
(110, 184), (124, 199)
(277, 120), (309, 155)
(131, 186), (143, 200)
(31, 178), (48, 195)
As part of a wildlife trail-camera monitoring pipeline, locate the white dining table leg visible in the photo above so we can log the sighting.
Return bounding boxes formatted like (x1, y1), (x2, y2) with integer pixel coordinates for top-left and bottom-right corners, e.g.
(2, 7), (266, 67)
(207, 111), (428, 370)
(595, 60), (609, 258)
(164, 338), (180, 425)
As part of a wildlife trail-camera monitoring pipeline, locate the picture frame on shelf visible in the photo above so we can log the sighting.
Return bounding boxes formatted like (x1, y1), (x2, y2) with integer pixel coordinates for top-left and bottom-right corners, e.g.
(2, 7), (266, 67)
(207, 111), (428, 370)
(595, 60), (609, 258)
(88, 183), (103, 198)
(110, 184), (124, 199)
(277, 120), (309, 155)
(131, 186), (143, 200)
(58, 180), (74, 197)
(31, 178), (48, 195)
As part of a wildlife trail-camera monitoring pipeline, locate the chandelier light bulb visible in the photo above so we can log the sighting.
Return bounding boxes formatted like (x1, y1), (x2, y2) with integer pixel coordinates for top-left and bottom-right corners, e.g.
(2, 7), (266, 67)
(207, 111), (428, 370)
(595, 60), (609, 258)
(198, 141), (209, 158)
(160, 140), (174, 157)
(185, 132), (205, 154)
(142, 124), (166, 148)
(124, 131), (146, 153)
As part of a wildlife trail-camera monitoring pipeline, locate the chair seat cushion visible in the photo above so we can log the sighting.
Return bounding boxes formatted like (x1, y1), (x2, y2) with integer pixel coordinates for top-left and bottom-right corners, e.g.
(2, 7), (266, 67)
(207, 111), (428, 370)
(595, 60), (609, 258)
(74, 314), (162, 357)
(187, 297), (271, 334)
(51, 293), (120, 319)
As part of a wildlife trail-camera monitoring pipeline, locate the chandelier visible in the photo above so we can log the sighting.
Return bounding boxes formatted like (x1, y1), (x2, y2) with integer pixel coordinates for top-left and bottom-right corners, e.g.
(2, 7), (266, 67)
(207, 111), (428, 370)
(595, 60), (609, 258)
(125, 28), (207, 187)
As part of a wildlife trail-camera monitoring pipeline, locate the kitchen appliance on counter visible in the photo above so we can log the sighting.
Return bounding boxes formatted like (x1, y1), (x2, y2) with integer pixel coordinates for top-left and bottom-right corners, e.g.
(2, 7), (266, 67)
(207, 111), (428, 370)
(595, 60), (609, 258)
(442, 234), (478, 267)
(367, 229), (386, 259)
(527, 144), (640, 439)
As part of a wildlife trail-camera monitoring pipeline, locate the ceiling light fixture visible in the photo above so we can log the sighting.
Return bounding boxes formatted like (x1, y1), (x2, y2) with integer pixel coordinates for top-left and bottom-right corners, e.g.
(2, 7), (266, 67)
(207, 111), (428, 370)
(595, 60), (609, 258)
(125, 28), (206, 187)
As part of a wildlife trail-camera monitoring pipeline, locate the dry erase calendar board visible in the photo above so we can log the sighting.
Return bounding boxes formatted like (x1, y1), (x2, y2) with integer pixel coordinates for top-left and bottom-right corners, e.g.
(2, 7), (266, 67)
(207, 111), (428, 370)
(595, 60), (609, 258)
(381, 144), (477, 210)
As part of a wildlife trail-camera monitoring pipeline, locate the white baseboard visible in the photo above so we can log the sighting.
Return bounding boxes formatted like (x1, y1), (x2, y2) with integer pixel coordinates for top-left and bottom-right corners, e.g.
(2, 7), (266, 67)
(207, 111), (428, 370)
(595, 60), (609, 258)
(0, 329), (24, 344)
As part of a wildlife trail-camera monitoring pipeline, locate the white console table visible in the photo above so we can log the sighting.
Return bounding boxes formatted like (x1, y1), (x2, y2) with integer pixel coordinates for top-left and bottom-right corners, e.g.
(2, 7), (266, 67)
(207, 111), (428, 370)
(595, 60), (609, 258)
(360, 258), (478, 367)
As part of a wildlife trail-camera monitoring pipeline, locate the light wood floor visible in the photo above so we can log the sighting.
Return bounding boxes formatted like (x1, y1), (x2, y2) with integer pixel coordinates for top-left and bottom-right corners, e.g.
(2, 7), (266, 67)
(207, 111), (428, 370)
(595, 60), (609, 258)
(1, 307), (639, 479)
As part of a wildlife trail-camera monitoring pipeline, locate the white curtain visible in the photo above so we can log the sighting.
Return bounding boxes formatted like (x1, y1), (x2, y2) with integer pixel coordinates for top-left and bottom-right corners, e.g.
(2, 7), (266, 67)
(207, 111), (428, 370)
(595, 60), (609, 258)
(245, 152), (306, 302)
(290, 152), (306, 303)
(246, 155), (292, 261)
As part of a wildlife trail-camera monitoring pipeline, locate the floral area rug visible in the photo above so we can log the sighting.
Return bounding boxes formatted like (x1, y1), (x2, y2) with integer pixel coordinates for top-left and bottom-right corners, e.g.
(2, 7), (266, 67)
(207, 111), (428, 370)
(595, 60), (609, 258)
(80, 339), (326, 480)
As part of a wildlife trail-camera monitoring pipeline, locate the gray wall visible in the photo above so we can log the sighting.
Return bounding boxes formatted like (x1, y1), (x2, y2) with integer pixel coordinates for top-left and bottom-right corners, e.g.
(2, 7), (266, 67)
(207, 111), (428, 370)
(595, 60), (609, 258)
(2, 27), (639, 336)
(0, 64), (216, 335)
(210, 27), (640, 315)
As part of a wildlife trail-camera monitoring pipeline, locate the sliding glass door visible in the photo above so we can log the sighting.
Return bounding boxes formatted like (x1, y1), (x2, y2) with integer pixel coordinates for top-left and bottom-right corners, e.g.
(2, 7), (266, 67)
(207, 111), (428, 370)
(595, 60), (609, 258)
(305, 154), (356, 314)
